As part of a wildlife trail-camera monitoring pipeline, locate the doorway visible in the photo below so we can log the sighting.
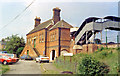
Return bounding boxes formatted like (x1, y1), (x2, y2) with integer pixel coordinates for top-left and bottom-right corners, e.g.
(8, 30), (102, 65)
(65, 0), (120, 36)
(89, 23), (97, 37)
(52, 50), (55, 60)
(34, 39), (36, 48)
(27, 50), (29, 55)
(50, 50), (56, 61)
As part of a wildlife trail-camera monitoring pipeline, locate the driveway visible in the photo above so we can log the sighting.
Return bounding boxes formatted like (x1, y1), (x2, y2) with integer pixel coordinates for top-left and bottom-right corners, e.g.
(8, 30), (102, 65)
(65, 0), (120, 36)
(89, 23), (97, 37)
(4, 60), (42, 74)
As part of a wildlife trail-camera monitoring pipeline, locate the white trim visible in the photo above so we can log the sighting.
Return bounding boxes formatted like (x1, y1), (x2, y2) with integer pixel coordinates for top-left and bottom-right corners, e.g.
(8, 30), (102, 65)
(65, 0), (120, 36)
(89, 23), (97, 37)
(50, 50), (56, 61)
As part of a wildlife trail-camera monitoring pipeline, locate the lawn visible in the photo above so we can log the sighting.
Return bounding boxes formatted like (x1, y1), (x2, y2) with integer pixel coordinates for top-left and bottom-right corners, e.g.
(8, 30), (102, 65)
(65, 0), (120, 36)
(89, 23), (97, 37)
(0, 64), (9, 74)
(54, 47), (119, 74)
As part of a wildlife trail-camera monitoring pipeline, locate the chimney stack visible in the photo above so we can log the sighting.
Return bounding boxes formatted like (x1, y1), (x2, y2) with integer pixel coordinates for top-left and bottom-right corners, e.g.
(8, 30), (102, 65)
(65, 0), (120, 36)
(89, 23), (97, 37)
(34, 16), (41, 28)
(52, 7), (61, 24)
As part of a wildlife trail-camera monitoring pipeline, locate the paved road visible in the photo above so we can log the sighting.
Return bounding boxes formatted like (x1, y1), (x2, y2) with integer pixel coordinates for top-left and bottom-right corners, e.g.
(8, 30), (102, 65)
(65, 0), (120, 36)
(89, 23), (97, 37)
(5, 60), (42, 74)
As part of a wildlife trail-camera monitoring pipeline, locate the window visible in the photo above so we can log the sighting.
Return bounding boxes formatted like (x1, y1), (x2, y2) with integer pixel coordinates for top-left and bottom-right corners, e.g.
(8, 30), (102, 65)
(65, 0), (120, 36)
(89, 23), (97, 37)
(28, 39), (30, 43)
(51, 33), (53, 41)
(53, 33), (54, 41)
(42, 33), (44, 42)
(39, 34), (41, 42)
(39, 33), (44, 42)
(30, 38), (31, 43)
(32, 39), (34, 44)
(55, 32), (56, 40)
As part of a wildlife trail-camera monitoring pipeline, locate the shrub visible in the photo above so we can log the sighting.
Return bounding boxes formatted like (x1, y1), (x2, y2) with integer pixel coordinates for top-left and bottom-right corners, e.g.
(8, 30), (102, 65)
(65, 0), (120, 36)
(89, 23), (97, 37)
(101, 51), (108, 57)
(97, 47), (104, 51)
(117, 48), (120, 52)
(117, 64), (120, 73)
(78, 56), (109, 75)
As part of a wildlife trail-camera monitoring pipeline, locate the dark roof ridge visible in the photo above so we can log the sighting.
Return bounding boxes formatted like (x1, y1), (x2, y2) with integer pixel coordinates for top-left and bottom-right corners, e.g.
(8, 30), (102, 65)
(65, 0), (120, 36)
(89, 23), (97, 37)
(27, 19), (53, 35)
(49, 19), (73, 30)
(35, 19), (53, 28)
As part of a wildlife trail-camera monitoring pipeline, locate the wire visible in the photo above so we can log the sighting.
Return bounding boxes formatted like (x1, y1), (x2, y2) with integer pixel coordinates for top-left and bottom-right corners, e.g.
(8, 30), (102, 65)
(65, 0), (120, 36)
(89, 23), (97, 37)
(0, 0), (36, 31)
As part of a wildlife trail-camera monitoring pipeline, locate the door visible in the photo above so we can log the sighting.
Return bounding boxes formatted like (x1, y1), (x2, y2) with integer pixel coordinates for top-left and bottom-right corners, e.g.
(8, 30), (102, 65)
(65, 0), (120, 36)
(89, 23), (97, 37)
(27, 50), (29, 55)
(34, 39), (36, 48)
(52, 50), (55, 60)
(0, 55), (2, 62)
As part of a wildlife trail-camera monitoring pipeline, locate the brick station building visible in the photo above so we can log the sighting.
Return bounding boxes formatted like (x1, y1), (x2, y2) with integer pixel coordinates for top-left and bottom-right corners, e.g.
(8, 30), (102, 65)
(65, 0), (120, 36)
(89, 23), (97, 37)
(20, 7), (73, 61)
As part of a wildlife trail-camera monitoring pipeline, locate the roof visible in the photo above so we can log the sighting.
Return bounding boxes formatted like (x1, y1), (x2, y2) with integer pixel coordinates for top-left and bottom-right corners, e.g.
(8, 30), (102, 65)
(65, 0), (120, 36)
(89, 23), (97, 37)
(73, 45), (82, 49)
(74, 17), (100, 37)
(27, 19), (73, 35)
(49, 20), (73, 30)
(103, 16), (120, 22)
(27, 19), (53, 35)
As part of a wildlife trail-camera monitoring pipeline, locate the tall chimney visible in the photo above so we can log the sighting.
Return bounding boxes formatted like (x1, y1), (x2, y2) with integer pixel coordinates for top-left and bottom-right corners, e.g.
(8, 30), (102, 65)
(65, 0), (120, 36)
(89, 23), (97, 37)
(34, 16), (41, 28)
(52, 7), (61, 24)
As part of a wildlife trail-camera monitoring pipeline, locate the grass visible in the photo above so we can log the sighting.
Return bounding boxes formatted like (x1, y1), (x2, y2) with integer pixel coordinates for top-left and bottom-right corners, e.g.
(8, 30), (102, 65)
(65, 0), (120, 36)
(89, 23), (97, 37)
(40, 63), (60, 74)
(54, 47), (119, 74)
(0, 64), (9, 74)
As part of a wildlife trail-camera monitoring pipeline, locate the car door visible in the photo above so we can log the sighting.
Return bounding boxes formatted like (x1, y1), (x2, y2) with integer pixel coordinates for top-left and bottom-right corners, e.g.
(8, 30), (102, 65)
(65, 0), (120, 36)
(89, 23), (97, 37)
(0, 54), (2, 62)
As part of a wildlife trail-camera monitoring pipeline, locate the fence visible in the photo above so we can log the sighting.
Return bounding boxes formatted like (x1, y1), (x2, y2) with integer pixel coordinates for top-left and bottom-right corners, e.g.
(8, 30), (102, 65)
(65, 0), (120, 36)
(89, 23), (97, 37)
(55, 56), (79, 74)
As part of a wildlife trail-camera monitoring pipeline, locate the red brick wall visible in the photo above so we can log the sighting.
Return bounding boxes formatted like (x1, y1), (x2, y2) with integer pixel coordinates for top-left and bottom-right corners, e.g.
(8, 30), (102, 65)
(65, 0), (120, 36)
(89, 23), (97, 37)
(21, 27), (72, 58)
(60, 28), (70, 52)
(21, 29), (46, 57)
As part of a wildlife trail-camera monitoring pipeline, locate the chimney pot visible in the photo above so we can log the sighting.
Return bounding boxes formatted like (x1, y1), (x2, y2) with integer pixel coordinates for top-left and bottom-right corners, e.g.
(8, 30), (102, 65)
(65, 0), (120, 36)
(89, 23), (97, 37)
(52, 7), (61, 24)
(34, 16), (41, 28)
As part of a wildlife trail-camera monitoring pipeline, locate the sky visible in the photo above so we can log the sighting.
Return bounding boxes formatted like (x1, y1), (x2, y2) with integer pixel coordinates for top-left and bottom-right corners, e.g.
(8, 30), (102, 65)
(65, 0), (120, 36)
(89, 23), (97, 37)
(0, 0), (120, 43)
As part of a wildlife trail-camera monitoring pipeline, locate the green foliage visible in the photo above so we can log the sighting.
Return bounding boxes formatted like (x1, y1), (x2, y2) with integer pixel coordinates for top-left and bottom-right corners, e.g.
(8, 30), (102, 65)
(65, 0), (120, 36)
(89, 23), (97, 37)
(101, 51), (108, 58)
(4, 34), (25, 57)
(16, 47), (24, 57)
(54, 48), (118, 74)
(0, 64), (9, 74)
(116, 47), (120, 52)
(97, 47), (109, 52)
(78, 56), (109, 75)
(97, 47), (104, 51)
(117, 64), (120, 73)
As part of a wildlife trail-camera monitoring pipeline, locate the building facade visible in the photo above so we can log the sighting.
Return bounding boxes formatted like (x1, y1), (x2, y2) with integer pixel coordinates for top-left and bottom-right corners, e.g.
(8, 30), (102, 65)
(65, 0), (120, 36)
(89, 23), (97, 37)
(0, 41), (6, 51)
(20, 7), (73, 61)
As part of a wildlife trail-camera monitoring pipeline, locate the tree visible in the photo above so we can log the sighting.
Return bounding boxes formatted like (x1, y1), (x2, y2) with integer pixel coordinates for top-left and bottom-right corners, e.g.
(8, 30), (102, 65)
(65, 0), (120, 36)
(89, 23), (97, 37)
(4, 34), (25, 57)
(1, 38), (5, 42)
(16, 47), (24, 57)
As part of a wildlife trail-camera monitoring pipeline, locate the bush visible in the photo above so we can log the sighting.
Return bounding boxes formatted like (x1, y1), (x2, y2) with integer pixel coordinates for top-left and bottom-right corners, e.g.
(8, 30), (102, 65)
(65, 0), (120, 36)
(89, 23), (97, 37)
(97, 47), (104, 51)
(101, 51), (108, 58)
(117, 48), (120, 52)
(78, 56), (109, 75)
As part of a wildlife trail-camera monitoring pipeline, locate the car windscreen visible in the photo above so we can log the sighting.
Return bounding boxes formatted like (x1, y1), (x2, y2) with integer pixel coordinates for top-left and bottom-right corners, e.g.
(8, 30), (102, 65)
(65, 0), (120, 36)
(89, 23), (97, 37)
(7, 54), (14, 58)
(0, 55), (2, 58)
(3, 56), (9, 59)
(39, 55), (44, 57)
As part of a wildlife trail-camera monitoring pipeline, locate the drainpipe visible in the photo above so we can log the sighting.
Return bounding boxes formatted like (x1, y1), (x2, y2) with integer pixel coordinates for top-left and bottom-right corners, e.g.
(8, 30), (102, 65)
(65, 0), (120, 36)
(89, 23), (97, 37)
(45, 28), (47, 55)
(58, 28), (61, 56)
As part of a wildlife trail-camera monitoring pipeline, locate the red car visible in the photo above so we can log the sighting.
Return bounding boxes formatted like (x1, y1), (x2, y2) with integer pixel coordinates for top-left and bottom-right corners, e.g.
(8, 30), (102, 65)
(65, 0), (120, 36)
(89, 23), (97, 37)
(0, 53), (19, 65)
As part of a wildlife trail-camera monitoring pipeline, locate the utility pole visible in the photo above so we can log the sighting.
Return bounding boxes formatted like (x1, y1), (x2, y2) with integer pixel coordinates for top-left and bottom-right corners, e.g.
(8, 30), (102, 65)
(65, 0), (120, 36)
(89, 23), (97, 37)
(117, 35), (119, 48)
(106, 29), (107, 48)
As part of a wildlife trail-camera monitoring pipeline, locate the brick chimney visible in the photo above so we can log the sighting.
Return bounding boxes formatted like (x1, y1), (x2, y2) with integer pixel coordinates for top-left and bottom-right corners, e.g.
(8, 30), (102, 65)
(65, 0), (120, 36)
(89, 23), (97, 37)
(52, 7), (61, 24)
(34, 16), (41, 28)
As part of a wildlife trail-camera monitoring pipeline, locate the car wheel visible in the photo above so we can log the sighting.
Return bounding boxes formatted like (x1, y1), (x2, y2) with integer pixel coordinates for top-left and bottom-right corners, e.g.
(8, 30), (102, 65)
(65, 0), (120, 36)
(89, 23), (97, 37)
(36, 61), (38, 63)
(3, 61), (8, 65)
(39, 61), (41, 63)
